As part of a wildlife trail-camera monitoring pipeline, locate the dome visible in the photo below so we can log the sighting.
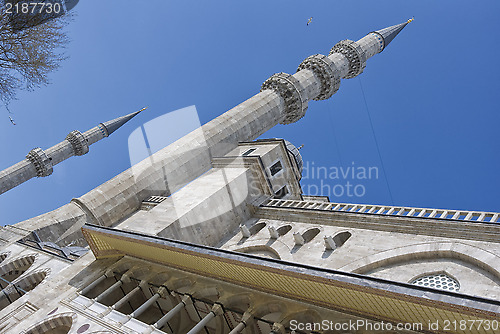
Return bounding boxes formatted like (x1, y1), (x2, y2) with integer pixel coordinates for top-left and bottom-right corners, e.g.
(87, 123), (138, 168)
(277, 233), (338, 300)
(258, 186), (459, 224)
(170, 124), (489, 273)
(283, 140), (303, 177)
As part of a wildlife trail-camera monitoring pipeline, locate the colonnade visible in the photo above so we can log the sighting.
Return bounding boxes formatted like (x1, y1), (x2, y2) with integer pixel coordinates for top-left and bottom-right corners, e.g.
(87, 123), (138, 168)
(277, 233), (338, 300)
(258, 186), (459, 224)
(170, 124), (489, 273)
(77, 266), (319, 334)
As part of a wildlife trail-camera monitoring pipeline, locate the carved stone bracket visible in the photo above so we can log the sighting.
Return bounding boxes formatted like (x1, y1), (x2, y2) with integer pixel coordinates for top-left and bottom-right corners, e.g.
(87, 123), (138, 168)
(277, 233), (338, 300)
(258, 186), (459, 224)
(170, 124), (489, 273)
(297, 54), (341, 100)
(261, 72), (308, 124)
(329, 39), (367, 79)
(26, 148), (53, 177)
(66, 130), (89, 156)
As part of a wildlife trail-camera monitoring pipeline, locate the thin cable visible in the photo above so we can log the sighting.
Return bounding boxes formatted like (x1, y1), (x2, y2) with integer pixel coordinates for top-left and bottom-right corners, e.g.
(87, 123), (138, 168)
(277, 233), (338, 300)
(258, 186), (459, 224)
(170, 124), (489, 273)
(358, 77), (394, 205)
(327, 101), (344, 168)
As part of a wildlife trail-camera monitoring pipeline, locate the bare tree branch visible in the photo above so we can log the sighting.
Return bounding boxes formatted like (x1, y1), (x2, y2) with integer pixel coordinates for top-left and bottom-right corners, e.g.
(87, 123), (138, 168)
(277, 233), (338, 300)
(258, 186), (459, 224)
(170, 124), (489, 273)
(0, 0), (71, 104)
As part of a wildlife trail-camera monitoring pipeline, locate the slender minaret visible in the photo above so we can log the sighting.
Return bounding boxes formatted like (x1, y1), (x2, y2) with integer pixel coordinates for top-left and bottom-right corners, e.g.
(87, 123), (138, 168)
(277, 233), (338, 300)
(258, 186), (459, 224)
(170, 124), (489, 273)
(13, 20), (411, 232)
(0, 108), (146, 195)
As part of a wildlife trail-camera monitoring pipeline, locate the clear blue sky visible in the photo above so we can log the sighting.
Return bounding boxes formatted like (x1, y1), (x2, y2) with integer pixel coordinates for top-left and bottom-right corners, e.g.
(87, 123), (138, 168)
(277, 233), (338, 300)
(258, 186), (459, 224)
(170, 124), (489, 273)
(1, 0), (499, 226)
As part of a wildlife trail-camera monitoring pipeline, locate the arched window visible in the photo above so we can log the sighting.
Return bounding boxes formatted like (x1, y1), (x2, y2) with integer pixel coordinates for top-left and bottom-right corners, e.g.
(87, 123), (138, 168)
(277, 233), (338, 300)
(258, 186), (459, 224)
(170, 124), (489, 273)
(332, 231), (351, 248)
(302, 228), (320, 243)
(276, 225), (292, 236)
(249, 222), (266, 235)
(0, 269), (49, 311)
(0, 254), (36, 289)
(21, 313), (75, 334)
(411, 273), (460, 292)
(14, 269), (48, 292)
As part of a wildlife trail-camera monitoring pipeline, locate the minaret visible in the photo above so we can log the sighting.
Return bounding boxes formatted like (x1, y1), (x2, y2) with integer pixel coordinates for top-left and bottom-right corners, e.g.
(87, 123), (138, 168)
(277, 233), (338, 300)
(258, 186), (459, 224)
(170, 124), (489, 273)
(13, 20), (411, 232)
(0, 108), (146, 195)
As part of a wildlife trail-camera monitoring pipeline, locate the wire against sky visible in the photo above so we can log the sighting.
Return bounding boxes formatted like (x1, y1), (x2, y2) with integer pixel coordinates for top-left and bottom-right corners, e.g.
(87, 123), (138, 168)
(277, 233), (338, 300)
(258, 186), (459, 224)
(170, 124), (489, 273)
(358, 77), (395, 205)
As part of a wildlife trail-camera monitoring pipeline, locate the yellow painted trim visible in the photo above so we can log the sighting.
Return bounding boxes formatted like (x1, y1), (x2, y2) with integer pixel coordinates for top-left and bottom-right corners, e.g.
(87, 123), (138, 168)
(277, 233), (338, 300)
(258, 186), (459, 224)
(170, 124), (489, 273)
(82, 227), (500, 334)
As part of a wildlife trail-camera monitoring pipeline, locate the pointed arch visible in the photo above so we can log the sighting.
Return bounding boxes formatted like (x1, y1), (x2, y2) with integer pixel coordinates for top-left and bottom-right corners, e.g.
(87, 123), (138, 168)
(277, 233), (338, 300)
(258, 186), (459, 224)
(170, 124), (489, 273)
(250, 301), (287, 333)
(332, 231), (351, 248)
(0, 268), (50, 311)
(276, 225), (292, 236)
(410, 271), (460, 292)
(12, 268), (50, 292)
(253, 301), (287, 319)
(214, 293), (252, 334)
(228, 238), (293, 262)
(302, 228), (320, 243)
(124, 265), (156, 283)
(21, 312), (76, 334)
(0, 254), (38, 289)
(146, 271), (170, 285)
(109, 260), (135, 275)
(339, 242), (500, 282)
(0, 253), (37, 276)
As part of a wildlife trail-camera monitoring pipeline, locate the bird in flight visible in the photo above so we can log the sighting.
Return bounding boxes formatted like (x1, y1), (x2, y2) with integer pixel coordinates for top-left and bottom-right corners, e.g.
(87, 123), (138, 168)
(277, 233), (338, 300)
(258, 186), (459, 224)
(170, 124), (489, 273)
(307, 17), (313, 26)
(8, 116), (16, 125)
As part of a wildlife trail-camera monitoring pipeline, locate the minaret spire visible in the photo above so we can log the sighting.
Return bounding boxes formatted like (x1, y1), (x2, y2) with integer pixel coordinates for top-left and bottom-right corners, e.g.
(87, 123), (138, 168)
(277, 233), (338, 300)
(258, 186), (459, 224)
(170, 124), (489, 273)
(100, 107), (146, 137)
(0, 108), (146, 195)
(372, 18), (413, 51)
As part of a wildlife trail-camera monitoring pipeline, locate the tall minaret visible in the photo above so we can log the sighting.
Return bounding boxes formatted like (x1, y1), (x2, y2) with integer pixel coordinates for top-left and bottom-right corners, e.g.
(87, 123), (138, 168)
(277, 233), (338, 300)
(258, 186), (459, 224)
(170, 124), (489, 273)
(13, 20), (411, 232)
(0, 108), (146, 195)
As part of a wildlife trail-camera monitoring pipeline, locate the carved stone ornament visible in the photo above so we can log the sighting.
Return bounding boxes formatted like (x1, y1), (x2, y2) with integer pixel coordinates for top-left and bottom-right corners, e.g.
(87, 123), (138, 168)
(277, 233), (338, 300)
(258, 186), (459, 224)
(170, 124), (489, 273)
(261, 72), (308, 124)
(26, 147), (53, 177)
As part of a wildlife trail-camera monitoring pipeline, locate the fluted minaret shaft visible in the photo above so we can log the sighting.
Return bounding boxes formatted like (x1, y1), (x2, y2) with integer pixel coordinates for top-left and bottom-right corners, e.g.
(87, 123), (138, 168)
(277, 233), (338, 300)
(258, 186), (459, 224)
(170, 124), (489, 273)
(0, 108), (145, 195)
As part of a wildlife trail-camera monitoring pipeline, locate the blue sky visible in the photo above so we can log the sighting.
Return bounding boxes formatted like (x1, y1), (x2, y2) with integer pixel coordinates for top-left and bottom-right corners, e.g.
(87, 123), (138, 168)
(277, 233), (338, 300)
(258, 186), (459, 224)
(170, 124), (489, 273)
(1, 0), (499, 226)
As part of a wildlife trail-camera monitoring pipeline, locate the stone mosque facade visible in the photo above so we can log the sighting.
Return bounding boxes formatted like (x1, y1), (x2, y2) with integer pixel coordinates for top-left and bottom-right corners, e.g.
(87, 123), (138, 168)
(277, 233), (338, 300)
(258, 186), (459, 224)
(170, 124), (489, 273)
(0, 20), (499, 334)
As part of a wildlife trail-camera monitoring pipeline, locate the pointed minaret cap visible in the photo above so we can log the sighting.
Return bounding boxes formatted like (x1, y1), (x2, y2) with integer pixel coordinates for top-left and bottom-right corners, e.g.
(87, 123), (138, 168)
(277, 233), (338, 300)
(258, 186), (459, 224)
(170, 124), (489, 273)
(100, 107), (147, 137)
(373, 18), (413, 51)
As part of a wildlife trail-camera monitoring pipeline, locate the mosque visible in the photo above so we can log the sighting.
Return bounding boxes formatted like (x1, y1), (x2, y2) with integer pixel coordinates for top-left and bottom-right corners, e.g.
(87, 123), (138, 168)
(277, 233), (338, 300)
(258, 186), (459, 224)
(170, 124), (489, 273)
(0, 19), (499, 334)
